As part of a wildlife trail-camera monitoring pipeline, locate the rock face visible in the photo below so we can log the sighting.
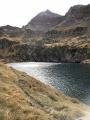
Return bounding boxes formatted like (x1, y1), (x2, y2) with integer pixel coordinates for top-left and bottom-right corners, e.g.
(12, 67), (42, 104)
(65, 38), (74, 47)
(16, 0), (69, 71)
(0, 25), (21, 33)
(24, 10), (64, 31)
(14, 44), (89, 63)
(0, 25), (22, 37)
(61, 4), (90, 27)
(66, 4), (90, 20)
(0, 38), (19, 49)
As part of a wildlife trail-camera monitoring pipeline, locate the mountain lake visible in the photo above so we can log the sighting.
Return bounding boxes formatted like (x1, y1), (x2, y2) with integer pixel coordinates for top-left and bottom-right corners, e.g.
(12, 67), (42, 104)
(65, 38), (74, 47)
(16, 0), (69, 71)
(8, 62), (90, 105)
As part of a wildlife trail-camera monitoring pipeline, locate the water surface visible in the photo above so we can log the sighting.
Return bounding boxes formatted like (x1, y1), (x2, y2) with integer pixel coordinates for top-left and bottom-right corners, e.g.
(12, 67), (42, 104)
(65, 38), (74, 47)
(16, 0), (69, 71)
(8, 62), (90, 105)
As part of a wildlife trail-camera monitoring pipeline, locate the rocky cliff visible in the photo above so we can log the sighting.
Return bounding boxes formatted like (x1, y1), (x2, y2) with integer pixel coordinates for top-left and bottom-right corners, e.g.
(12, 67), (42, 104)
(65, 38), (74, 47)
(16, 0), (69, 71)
(63, 4), (90, 27)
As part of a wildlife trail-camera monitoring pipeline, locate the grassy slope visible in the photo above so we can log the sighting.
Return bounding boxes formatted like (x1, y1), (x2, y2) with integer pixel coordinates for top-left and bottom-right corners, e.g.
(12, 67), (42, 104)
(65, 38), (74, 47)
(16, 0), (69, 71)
(0, 62), (90, 120)
(46, 18), (90, 48)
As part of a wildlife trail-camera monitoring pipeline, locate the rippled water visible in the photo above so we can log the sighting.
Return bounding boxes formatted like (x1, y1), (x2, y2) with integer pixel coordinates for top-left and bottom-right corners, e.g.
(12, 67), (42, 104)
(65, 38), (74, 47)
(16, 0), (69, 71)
(8, 62), (90, 105)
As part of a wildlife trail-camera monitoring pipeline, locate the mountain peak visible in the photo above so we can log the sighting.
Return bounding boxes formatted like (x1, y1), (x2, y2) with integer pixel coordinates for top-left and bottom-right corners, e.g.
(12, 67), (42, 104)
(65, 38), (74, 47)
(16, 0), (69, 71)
(45, 9), (53, 14)
(38, 9), (60, 17)
(45, 9), (51, 13)
(24, 10), (63, 31)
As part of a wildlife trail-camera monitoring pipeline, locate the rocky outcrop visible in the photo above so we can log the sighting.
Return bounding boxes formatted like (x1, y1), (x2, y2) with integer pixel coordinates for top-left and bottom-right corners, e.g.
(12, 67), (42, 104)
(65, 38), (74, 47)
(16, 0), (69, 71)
(0, 25), (21, 33)
(44, 26), (87, 42)
(7, 44), (89, 63)
(61, 4), (90, 27)
(0, 25), (23, 38)
(66, 4), (90, 20)
(0, 37), (89, 63)
(0, 38), (19, 49)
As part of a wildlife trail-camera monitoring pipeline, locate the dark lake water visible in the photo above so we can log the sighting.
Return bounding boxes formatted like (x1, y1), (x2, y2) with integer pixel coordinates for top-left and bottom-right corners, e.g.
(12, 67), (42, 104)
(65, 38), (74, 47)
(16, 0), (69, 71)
(8, 62), (90, 105)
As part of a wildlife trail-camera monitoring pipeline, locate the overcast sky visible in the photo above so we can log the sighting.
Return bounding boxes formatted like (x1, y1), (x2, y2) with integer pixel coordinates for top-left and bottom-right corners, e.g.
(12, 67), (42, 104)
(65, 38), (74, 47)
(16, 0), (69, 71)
(0, 0), (90, 27)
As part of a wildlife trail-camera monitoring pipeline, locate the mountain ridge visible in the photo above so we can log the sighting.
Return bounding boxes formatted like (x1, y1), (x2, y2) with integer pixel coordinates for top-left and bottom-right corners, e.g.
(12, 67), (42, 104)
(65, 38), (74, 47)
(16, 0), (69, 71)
(24, 4), (90, 31)
(0, 4), (90, 63)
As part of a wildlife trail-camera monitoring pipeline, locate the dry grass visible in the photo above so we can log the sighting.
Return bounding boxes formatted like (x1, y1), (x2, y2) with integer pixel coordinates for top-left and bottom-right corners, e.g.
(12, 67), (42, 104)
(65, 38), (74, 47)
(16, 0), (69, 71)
(82, 59), (90, 64)
(0, 63), (50, 120)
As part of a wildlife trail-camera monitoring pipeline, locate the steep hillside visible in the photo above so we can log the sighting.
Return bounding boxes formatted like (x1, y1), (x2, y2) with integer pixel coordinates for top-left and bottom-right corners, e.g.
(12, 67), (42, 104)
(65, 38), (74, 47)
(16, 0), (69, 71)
(0, 62), (90, 120)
